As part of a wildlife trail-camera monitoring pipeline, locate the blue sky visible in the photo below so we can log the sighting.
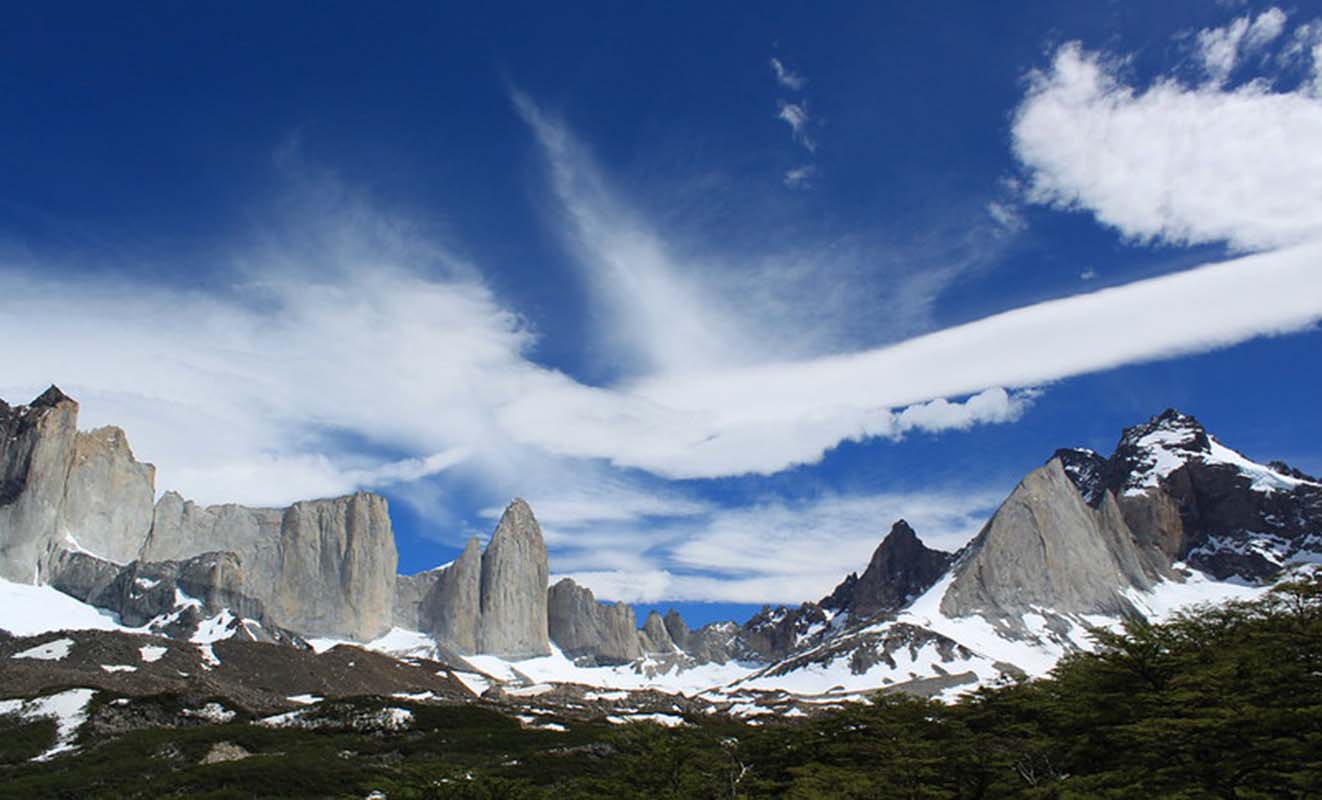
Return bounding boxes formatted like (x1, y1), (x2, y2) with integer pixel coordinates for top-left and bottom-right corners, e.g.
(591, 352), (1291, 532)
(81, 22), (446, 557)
(3, 2), (1322, 626)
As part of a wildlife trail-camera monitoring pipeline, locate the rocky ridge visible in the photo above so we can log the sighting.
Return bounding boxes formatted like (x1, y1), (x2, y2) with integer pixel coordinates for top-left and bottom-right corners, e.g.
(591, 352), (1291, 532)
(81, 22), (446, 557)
(0, 388), (397, 642)
(4, 388), (1320, 712)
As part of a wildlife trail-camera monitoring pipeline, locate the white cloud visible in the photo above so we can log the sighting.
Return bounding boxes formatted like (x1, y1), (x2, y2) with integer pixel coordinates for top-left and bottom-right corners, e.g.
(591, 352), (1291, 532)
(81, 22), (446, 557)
(1013, 37), (1322, 251)
(1195, 7), (1287, 85)
(776, 100), (815, 151)
(1281, 22), (1322, 95)
(985, 200), (1025, 233)
(500, 242), (1322, 478)
(769, 57), (806, 91)
(0, 262), (539, 507)
(511, 91), (761, 375)
(1080, 268), (1098, 281)
(556, 489), (1003, 604)
(782, 164), (816, 188)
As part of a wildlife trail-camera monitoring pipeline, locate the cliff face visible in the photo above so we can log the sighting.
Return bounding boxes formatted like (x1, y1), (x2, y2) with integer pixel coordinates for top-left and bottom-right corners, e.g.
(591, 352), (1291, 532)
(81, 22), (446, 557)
(399, 502), (552, 659)
(142, 492), (399, 641)
(547, 578), (642, 665)
(271, 494), (398, 641)
(396, 536), (483, 653)
(940, 457), (1167, 620)
(478, 500), (550, 658)
(0, 388), (155, 581)
(0, 388), (398, 642)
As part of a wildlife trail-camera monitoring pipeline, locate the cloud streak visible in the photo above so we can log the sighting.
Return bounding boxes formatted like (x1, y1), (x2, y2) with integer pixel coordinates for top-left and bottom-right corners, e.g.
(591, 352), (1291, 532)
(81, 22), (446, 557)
(500, 241), (1322, 478)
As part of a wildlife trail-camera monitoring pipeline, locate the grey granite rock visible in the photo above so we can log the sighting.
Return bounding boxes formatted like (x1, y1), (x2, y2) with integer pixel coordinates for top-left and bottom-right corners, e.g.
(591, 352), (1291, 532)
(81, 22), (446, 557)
(59, 426), (156, 565)
(142, 491), (398, 641)
(0, 387), (86, 583)
(940, 458), (1167, 621)
(269, 493), (398, 641)
(547, 578), (642, 665)
(477, 499), (550, 657)
(46, 548), (301, 645)
(639, 610), (677, 654)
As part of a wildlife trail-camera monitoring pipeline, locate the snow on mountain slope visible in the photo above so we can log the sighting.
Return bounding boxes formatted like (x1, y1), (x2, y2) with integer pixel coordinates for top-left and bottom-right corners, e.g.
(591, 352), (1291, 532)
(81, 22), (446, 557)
(0, 578), (134, 636)
(1119, 410), (1318, 496)
(0, 688), (97, 761)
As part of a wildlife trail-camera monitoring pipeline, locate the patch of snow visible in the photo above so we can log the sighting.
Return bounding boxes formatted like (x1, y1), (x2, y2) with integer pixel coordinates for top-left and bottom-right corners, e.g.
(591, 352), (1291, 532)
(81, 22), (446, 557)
(139, 645), (168, 663)
(257, 709), (304, 728)
(304, 636), (349, 654)
(12, 638), (75, 662)
(259, 706), (415, 732)
(391, 691), (437, 701)
(607, 712), (687, 727)
(286, 694), (323, 705)
(374, 707), (414, 731)
(896, 574), (1079, 678)
(61, 533), (123, 566)
(362, 627), (442, 660)
(452, 672), (493, 697)
(1125, 564), (1266, 620)
(197, 643), (220, 668)
(505, 683), (555, 697)
(100, 664), (137, 673)
(0, 688), (96, 760)
(467, 644), (756, 696)
(514, 714), (567, 731)
(1206, 439), (1318, 493)
(133, 577), (159, 591)
(191, 609), (236, 644)
(0, 578), (131, 636)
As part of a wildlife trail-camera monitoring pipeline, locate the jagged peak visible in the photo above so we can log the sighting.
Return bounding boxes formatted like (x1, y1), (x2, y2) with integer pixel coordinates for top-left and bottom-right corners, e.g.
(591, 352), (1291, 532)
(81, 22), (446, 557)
(1112, 410), (1316, 497)
(886, 518), (918, 543)
(1119, 408), (1211, 453)
(1052, 447), (1108, 507)
(31, 385), (74, 409)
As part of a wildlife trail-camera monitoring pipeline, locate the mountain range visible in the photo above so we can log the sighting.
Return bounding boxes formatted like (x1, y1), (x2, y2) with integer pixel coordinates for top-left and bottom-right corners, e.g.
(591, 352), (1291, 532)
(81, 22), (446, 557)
(2, 386), (1319, 717)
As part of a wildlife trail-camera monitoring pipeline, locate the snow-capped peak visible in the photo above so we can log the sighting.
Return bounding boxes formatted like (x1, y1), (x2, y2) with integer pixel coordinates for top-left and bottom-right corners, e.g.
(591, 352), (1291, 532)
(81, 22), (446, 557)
(1117, 409), (1317, 496)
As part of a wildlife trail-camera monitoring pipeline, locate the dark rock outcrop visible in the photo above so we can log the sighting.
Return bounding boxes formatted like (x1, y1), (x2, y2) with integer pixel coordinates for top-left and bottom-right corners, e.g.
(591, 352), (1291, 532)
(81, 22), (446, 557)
(1102, 410), (1322, 580)
(45, 549), (301, 645)
(822, 520), (952, 619)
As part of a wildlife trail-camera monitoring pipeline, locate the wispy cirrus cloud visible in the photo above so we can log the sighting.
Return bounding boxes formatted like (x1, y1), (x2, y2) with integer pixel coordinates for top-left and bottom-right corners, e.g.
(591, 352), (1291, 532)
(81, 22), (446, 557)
(1194, 6), (1288, 85)
(769, 57), (806, 91)
(782, 164), (816, 189)
(776, 100), (815, 152)
(556, 489), (1006, 604)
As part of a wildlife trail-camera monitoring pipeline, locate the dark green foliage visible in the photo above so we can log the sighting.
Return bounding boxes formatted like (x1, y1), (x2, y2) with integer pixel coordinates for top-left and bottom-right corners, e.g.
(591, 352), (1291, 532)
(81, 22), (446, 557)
(0, 716), (57, 764)
(1, 576), (1319, 798)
